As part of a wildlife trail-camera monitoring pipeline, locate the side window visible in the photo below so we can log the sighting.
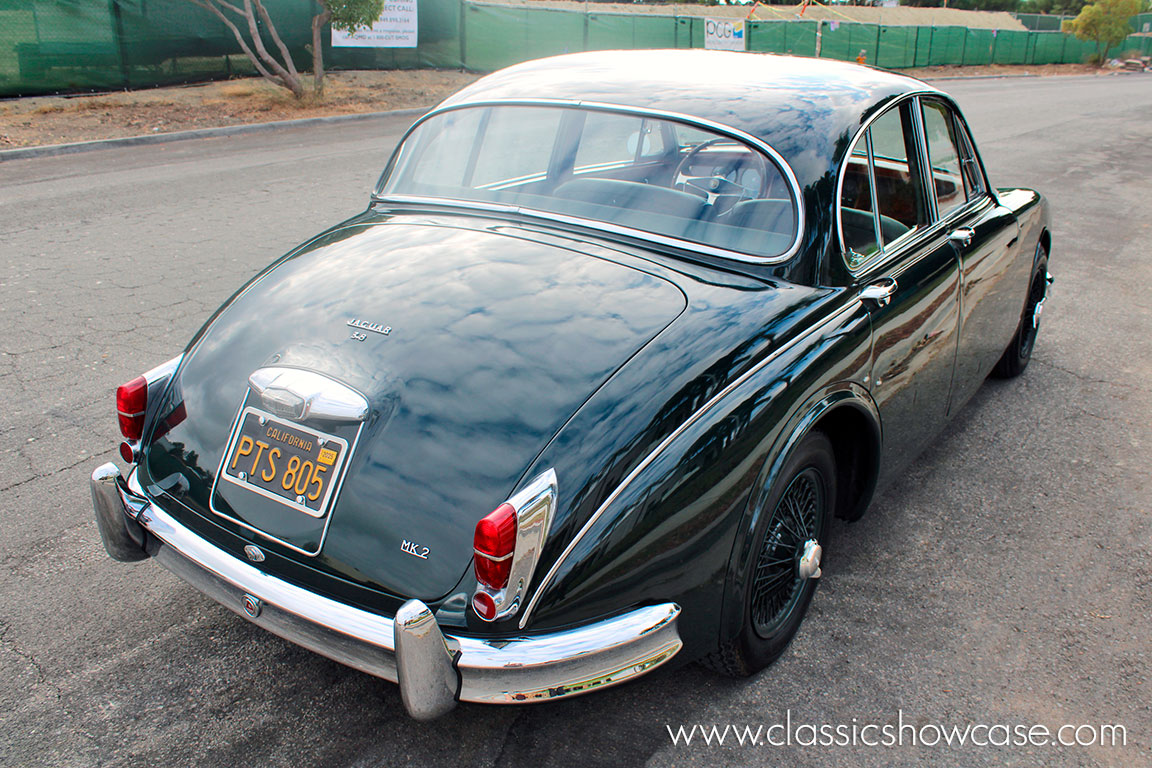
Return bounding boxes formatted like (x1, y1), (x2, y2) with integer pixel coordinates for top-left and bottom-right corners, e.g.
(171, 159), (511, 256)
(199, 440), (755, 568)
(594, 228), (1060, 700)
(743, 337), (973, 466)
(921, 101), (966, 218)
(869, 104), (927, 235)
(840, 102), (928, 270)
(954, 120), (986, 201)
(840, 135), (879, 268)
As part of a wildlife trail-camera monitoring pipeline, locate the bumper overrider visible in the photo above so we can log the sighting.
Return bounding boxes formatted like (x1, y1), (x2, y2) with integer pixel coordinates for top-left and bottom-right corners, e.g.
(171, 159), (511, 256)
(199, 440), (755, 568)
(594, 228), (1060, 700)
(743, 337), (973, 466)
(91, 463), (682, 719)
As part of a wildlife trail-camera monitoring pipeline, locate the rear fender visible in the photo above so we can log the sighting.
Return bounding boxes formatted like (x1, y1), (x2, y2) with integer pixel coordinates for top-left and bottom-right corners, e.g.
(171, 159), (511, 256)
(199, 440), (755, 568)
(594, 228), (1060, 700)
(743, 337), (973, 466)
(718, 385), (881, 644)
(521, 298), (872, 657)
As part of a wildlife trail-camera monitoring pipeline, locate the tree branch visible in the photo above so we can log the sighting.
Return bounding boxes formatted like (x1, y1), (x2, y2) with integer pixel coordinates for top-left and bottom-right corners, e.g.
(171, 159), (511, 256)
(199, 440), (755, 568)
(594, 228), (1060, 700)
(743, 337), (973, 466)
(186, 0), (290, 90)
(241, 0), (303, 96)
(253, 0), (301, 82)
(312, 8), (332, 95)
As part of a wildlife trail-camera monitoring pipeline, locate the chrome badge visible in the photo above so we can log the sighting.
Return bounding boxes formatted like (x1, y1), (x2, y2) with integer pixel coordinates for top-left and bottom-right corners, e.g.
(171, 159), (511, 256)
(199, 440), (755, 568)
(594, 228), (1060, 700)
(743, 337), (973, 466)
(347, 318), (392, 337)
(242, 594), (263, 619)
(243, 544), (266, 563)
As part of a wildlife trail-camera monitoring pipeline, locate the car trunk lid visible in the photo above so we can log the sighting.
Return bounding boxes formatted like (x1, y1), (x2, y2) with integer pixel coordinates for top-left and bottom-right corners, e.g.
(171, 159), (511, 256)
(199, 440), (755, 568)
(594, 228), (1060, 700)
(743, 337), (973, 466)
(146, 220), (686, 602)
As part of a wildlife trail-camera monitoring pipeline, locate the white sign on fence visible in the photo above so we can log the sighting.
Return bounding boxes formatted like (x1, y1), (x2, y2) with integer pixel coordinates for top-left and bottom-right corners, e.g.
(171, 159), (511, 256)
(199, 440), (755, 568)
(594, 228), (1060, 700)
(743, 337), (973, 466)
(332, 1), (419, 48)
(704, 19), (745, 52)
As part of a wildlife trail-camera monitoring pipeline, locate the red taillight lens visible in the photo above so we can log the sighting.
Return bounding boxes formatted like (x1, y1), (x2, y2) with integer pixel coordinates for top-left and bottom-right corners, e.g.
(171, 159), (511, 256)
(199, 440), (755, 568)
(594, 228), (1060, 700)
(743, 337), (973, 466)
(474, 502), (517, 589)
(116, 376), (148, 441)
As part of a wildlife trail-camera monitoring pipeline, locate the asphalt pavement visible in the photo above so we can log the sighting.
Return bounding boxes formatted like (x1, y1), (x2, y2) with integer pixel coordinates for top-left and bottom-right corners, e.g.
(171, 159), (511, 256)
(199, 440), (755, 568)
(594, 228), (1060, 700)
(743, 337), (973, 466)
(0, 73), (1149, 767)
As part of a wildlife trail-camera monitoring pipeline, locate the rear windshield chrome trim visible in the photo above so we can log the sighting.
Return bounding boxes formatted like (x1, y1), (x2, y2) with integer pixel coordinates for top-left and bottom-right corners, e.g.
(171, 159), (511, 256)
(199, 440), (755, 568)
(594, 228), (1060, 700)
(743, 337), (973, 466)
(373, 98), (805, 265)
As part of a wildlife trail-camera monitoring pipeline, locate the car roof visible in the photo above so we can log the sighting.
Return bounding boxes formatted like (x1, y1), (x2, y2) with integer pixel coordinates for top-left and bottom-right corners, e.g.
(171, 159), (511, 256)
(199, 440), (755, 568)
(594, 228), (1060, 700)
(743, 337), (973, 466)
(437, 50), (942, 189)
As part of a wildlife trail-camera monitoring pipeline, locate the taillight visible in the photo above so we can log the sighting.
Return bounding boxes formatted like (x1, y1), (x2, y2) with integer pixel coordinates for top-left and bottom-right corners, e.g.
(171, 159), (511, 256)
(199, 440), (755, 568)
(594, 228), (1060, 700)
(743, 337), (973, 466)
(474, 502), (517, 590)
(116, 376), (148, 441)
(469, 469), (557, 624)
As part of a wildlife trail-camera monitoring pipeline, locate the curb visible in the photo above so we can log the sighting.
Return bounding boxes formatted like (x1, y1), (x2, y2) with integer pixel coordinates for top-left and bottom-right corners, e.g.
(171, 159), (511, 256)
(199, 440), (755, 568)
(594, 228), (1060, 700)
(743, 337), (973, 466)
(921, 73), (1042, 81)
(0, 106), (429, 162)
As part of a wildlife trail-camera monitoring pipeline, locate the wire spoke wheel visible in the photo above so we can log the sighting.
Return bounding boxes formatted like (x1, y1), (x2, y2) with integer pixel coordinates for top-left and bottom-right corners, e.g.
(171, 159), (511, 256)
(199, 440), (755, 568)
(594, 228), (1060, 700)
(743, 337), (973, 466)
(750, 466), (825, 638)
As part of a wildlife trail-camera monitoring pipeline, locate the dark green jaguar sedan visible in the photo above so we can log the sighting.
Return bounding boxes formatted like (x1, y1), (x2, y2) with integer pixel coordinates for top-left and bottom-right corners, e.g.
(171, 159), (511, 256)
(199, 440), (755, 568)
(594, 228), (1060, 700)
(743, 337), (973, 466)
(91, 50), (1052, 719)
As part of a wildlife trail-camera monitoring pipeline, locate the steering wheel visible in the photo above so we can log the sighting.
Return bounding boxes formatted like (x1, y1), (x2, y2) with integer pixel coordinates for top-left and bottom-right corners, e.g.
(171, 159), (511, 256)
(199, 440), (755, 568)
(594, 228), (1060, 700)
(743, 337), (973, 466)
(673, 138), (770, 203)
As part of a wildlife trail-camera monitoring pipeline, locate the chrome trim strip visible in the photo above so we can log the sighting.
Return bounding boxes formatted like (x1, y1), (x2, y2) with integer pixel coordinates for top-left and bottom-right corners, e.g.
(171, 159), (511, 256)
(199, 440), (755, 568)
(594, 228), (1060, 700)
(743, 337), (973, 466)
(372, 98), (806, 265)
(106, 468), (682, 716)
(913, 96), (938, 223)
(379, 195), (786, 266)
(865, 130), (882, 251)
(518, 300), (861, 628)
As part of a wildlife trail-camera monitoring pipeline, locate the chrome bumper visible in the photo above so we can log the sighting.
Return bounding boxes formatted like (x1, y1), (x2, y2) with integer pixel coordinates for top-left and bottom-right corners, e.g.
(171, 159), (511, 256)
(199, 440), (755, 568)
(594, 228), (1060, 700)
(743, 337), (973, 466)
(90, 463), (682, 719)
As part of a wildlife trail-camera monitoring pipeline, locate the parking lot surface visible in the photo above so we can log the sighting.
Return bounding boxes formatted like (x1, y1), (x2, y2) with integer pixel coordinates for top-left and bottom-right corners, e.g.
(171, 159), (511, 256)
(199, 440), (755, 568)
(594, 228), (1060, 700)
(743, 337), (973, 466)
(1, 73), (1149, 767)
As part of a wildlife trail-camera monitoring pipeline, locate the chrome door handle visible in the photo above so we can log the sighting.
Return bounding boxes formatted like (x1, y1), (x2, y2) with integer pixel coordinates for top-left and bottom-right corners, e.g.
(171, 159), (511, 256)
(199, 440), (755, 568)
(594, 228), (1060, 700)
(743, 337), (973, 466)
(860, 277), (898, 307)
(948, 227), (974, 247)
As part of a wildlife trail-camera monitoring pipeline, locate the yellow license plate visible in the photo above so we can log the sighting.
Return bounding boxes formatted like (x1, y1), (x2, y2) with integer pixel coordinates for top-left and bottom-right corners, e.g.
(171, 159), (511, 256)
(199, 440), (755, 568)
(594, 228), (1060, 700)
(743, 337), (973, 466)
(220, 407), (349, 518)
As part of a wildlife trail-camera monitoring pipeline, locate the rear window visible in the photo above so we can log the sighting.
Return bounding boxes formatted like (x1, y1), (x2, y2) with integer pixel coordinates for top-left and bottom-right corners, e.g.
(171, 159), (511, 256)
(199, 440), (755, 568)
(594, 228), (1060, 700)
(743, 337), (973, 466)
(379, 105), (799, 261)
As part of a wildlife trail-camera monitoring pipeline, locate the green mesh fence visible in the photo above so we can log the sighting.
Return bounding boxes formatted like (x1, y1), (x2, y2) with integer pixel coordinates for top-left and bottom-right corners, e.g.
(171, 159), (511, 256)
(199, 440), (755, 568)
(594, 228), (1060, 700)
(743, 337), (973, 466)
(586, 12), (677, 51)
(1031, 32), (1066, 65)
(1015, 13), (1069, 32)
(876, 25), (916, 69)
(4, 0), (1149, 98)
(817, 22), (879, 65)
(462, 3), (584, 72)
(2, 0), (319, 96)
(962, 29), (993, 66)
(926, 26), (966, 66)
(747, 20), (816, 56)
(992, 29), (1029, 65)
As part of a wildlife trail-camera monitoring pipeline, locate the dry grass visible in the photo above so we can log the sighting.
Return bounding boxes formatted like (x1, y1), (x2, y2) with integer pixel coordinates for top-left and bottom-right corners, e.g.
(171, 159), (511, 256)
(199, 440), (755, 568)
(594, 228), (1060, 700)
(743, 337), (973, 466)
(0, 69), (481, 148)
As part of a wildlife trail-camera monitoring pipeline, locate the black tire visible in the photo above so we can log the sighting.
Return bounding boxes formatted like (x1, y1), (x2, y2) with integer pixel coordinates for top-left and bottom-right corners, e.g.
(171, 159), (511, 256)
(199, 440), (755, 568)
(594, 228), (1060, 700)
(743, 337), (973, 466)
(702, 430), (836, 677)
(991, 247), (1049, 379)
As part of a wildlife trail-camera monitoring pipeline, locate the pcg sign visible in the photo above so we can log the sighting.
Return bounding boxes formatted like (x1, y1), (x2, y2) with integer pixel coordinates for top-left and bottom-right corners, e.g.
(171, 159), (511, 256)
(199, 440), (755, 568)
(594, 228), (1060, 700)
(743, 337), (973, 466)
(705, 19), (746, 52)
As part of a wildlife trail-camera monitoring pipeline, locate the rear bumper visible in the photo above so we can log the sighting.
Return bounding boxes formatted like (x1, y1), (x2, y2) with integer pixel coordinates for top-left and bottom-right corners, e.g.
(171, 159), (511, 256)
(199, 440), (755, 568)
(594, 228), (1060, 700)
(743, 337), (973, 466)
(90, 463), (682, 719)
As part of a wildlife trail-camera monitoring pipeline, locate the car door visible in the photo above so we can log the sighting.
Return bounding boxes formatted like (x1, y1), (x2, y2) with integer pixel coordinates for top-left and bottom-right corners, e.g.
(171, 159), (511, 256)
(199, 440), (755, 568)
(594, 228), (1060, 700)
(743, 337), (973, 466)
(918, 98), (1027, 412)
(839, 98), (962, 484)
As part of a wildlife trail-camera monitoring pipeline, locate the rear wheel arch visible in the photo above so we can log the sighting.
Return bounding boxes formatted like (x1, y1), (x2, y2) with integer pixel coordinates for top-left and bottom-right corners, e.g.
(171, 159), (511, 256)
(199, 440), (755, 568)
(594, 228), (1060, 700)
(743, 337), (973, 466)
(1038, 229), (1051, 262)
(811, 400), (881, 523)
(715, 383), (881, 648)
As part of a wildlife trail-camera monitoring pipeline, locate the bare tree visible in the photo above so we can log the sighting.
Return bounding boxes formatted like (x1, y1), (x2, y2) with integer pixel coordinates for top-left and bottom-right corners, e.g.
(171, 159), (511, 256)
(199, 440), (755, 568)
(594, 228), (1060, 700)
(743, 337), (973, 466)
(187, 0), (385, 98)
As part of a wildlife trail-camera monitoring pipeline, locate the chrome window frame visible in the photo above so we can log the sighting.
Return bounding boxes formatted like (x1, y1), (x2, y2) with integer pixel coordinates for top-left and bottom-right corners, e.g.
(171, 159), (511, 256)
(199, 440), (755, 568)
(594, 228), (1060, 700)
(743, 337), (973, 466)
(917, 96), (997, 233)
(836, 92), (996, 278)
(836, 92), (937, 276)
(372, 99), (806, 266)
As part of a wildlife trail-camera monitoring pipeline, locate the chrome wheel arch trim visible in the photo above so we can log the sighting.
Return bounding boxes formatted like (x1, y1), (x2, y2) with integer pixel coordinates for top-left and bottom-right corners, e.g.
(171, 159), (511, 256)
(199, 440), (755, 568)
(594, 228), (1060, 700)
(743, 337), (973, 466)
(517, 300), (864, 629)
(372, 98), (806, 266)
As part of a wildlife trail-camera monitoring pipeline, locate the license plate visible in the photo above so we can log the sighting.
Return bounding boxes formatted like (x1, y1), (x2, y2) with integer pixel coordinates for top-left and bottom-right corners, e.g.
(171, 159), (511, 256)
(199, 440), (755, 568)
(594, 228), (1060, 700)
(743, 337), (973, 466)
(220, 407), (349, 518)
